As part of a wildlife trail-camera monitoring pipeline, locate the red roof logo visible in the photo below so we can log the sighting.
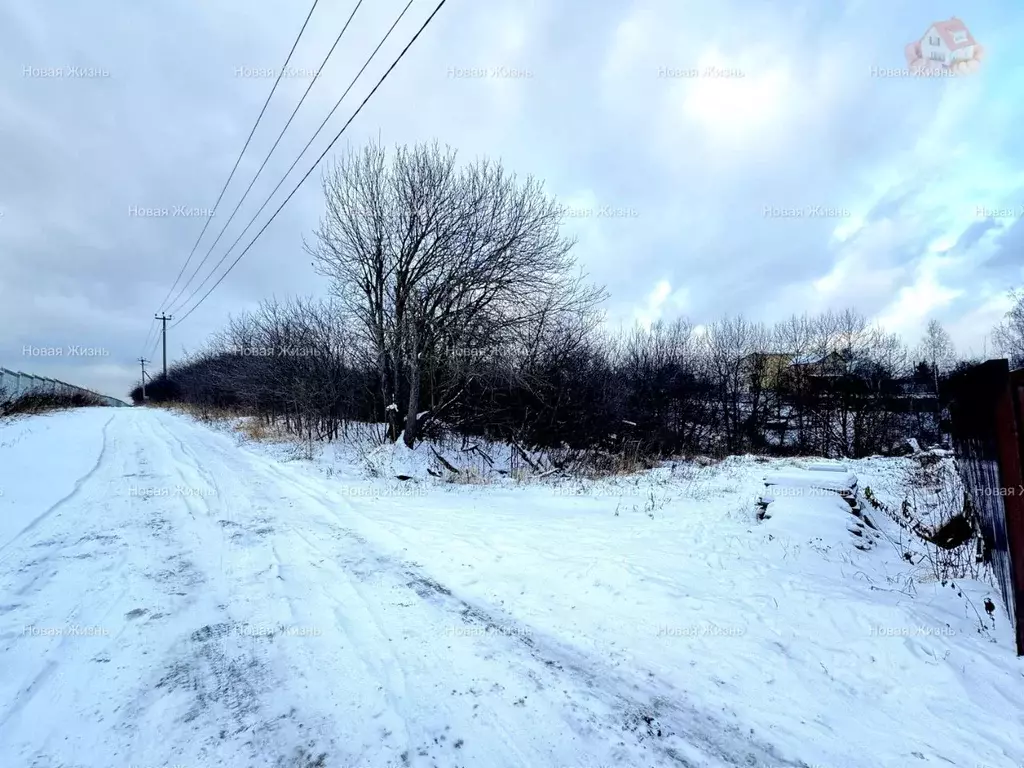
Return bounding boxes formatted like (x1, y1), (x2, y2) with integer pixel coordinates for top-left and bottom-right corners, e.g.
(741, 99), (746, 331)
(905, 17), (984, 74)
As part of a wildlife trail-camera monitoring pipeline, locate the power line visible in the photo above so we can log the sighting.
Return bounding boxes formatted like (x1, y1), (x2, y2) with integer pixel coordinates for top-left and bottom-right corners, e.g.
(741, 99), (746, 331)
(145, 328), (162, 362)
(144, 0), (321, 367)
(155, 0), (323, 315)
(140, 317), (159, 357)
(168, 0), (416, 320)
(171, 0), (445, 329)
(165, 0), (367, 317)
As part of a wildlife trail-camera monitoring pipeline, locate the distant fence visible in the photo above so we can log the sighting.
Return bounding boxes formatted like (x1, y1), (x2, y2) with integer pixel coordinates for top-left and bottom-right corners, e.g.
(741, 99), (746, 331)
(0, 367), (128, 408)
(946, 359), (1024, 656)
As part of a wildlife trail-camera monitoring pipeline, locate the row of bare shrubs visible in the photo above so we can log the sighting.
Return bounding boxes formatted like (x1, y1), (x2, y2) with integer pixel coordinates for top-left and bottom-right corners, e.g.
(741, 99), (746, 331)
(0, 386), (107, 418)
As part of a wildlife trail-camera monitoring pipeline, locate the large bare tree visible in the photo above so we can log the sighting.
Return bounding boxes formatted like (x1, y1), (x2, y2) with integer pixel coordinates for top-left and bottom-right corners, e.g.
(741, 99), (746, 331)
(994, 289), (1024, 368)
(917, 318), (955, 394)
(306, 141), (604, 447)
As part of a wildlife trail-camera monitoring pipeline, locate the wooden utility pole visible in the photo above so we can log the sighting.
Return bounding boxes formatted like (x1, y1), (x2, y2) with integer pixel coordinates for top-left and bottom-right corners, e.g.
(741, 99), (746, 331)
(155, 314), (172, 378)
(138, 358), (149, 400)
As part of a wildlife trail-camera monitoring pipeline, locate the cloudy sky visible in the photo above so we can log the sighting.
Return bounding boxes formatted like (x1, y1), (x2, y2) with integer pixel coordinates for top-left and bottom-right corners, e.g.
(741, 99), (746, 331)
(1, 0), (1021, 399)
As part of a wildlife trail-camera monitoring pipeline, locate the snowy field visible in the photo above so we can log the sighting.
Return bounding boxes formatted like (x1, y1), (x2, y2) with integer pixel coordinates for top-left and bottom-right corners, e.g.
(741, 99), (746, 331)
(0, 407), (1022, 768)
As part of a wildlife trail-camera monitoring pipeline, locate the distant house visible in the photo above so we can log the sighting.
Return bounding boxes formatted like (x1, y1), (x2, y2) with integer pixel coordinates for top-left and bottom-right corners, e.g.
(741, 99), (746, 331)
(788, 351), (849, 379)
(895, 375), (937, 398)
(743, 352), (796, 390)
(743, 350), (849, 390)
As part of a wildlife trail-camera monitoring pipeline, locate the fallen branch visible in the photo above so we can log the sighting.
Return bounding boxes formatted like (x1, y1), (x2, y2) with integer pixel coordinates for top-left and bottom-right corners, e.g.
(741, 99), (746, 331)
(512, 439), (540, 472)
(431, 446), (460, 474)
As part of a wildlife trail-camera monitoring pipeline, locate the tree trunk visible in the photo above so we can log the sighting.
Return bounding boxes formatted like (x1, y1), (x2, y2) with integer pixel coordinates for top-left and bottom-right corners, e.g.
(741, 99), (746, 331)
(403, 356), (421, 448)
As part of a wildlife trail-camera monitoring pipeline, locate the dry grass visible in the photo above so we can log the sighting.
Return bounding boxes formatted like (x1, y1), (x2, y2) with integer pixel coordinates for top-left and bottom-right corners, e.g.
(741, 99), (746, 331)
(509, 467), (535, 483)
(442, 467), (492, 485)
(232, 417), (306, 446)
(155, 403), (303, 447)
(542, 444), (658, 480)
(1, 390), (106, 417)
(239, 418), (269, 441)
(156, 401), (239, 423)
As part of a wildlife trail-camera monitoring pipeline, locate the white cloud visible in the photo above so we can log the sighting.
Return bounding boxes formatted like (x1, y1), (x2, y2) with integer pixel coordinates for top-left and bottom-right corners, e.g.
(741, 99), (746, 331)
(874, 258), (964, 336)
(632, 279), (689, 327)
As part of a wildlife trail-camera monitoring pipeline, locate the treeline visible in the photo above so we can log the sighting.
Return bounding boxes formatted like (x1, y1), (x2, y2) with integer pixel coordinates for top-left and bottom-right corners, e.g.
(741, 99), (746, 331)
(133, 141), (1021, 461)
(136, 298), (958, 459)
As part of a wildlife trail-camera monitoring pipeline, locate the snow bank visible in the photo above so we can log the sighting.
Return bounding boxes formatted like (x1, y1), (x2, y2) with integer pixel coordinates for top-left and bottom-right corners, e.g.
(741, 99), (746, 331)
(73, 409), (1022, 768)
(762, 468), (858, 494)
(273, 449), (1024, 768)
(798, 458), (849, 473)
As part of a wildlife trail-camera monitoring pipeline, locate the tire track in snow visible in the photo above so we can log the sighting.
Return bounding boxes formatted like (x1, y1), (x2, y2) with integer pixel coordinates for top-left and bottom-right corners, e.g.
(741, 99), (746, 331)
(283, 521), (551, 768)
(131, 411), (814, 767)
(121, 414), (344, 766)
(246, 443), (813, 768)
(290, 508), (805, 768)
(151, 412), (221, 494)
(0, 413), (114, 561)
(1, 412), (278, 766)
(0, 414), (161, 748)
(143, 418), (587, 765)
(283, 524), (415, 756)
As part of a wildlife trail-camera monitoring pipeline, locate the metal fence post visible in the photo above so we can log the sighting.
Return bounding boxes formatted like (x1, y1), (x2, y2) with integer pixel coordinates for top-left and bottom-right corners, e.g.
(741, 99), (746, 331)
(947, 359), (1024, 656)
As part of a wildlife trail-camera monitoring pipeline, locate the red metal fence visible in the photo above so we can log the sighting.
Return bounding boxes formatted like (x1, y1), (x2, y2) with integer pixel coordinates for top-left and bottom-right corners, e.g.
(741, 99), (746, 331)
(946, 359), (1024, 656)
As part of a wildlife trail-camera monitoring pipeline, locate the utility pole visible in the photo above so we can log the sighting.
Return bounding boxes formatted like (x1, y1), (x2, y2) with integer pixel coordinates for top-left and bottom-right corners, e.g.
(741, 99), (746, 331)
(138, 358), (149, 400)
(155, 314), (173, 378)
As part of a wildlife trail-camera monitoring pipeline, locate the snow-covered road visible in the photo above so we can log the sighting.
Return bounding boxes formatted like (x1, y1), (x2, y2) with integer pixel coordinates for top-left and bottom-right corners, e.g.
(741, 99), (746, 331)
(0, 408), (816, 768)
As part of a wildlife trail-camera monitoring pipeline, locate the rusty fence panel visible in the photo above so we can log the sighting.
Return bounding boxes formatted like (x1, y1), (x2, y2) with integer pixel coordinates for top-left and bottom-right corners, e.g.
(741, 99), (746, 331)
(946, 359), (1024, 656)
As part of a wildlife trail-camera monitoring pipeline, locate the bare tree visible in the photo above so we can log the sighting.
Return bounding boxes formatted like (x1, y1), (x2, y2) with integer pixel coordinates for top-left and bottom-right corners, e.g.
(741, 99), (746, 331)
(772, 313), (817, 451)
(918, 318), (955, 394)
(702, 315), (769, 454)
(993, 289), (1024, 368)
(307, 141), (605, 447)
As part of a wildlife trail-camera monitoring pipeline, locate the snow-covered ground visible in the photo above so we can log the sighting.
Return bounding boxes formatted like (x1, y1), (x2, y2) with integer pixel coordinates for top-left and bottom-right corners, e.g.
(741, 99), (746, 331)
(1, 407), (1022, 768)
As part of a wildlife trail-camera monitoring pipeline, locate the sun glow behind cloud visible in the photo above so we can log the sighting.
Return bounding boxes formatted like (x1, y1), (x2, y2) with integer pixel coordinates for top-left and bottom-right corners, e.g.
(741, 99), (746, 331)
(676, 50), (791, 141)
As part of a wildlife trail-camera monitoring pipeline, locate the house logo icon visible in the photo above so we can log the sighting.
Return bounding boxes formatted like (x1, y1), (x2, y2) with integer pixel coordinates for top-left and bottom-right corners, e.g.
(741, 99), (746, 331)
(905, 17), (984, 74)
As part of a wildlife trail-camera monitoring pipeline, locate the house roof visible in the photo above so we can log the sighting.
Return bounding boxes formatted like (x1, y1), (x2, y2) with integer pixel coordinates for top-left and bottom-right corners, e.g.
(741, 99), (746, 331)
(788, 354), (817, 366)
(744, 351), (839, 365)
(931, 17), (977, 51)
